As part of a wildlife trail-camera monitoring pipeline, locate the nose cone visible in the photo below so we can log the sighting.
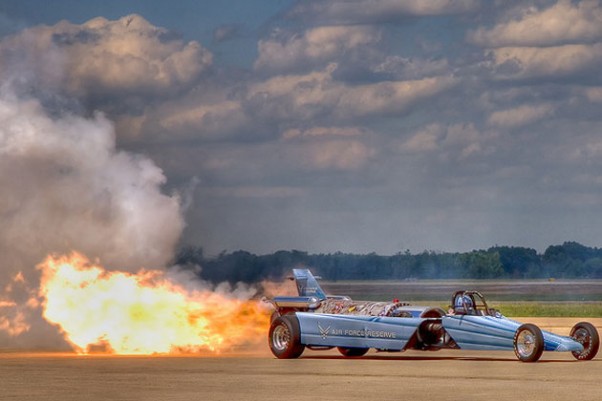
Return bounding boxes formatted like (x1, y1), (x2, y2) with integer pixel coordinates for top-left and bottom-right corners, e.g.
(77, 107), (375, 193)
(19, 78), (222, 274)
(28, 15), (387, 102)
(553, 337), (584, 353)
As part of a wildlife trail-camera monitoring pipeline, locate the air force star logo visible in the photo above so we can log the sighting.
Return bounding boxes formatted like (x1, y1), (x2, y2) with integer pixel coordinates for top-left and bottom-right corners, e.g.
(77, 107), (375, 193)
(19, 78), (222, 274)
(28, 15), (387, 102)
(318, 322), (331, 339)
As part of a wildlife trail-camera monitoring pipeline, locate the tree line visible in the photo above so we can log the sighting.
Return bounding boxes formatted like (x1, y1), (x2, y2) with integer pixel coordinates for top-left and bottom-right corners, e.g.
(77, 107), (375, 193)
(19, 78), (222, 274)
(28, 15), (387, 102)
(174, 241), (602, 284)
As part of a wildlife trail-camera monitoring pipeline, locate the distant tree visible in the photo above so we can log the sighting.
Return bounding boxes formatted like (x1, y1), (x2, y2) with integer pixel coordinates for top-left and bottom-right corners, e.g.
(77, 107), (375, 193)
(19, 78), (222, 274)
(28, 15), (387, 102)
(390, 251), (415, 279)
(488, 246), (540, 278)
(544, 242), (594, 262)
(543, 242), (593, 278)
(459, 250), (504, 279)
(585, 258), (602, 278)
(175, 241), (602, 284)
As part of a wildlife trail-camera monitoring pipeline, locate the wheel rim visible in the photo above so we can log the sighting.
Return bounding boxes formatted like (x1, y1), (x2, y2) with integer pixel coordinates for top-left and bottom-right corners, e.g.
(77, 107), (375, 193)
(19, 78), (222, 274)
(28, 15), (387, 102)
(572, 328), (591, 352)
(272, 324), (290, 351)
(516, 330), (536, 358)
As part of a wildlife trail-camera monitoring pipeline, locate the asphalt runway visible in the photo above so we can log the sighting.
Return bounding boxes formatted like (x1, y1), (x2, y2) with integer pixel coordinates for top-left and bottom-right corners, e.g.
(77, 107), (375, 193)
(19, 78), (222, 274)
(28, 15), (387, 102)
(2, 318), (601, 401)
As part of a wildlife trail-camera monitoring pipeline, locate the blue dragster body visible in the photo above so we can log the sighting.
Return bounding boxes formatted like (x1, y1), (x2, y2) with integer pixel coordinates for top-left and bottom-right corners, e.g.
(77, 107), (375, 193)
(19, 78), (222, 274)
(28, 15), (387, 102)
(296, 312), (581, 353)
(266, 269), (599, 362)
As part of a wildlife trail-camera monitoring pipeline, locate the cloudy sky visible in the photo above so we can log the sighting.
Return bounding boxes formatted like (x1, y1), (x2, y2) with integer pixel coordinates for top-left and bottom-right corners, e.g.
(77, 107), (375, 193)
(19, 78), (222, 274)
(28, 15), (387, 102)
(2, 0), (602, 257)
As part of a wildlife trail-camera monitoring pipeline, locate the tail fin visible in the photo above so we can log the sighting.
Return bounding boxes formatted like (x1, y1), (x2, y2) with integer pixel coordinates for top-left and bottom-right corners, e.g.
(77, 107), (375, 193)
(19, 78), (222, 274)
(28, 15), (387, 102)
(292, 268), (326, 299)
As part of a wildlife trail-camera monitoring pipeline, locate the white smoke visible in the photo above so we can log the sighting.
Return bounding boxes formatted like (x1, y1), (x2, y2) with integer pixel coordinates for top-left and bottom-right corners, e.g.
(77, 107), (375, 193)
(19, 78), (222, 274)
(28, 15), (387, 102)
(0, 89), (184, 348)
(0, 15), (223, 351)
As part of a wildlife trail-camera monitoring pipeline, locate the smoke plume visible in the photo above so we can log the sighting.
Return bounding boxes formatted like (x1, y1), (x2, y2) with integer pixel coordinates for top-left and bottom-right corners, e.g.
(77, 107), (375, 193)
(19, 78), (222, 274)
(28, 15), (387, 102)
(0, 15), (275, 353)
(0, 87), (184, 348)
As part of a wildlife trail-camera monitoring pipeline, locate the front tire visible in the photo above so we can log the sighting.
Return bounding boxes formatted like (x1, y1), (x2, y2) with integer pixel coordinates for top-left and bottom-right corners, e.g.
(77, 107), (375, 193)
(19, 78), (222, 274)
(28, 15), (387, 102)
(337, 347), (369, 357)
(513, 323), (544, 362)
(269, 315), (305, 359)
(570, 322), (600, 361)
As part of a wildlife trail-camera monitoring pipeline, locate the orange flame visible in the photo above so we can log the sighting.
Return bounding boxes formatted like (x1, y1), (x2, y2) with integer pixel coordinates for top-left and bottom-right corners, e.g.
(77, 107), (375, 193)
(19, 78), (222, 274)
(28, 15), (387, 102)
(37, 252), (270, 355)
(0, 272), (35, 337)
(0, 302), (30, 337)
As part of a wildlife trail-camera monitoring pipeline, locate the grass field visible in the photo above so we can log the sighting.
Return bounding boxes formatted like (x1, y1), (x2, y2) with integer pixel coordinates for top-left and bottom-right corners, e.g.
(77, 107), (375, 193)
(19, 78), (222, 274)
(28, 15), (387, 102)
(494, 302), (602, 317)
(400, 301), (602, 317)
(319, 279), (602, 317)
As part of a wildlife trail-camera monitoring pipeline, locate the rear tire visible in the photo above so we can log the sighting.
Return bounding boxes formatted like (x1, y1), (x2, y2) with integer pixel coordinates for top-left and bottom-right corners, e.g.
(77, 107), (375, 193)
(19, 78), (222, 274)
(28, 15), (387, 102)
(513, 323), (544, 362)
(269, 315), (305, 359)
(570, 322), (600, 361)
(337, 347), (369, 357)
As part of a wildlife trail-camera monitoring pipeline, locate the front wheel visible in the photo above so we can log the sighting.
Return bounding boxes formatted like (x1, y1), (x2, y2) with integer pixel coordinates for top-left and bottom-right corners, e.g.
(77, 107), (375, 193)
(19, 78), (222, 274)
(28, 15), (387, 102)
(269, 315), (305, 359)
(337, 347), (369, 357)
(570, 322), (600, 361)
(513, 323), (544, 362)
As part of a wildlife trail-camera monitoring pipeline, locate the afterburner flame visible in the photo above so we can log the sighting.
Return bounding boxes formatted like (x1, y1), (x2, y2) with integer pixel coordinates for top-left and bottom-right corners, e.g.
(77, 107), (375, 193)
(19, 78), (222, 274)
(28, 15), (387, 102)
(37, 252), (269, 355)
(0, 272), (35, 337)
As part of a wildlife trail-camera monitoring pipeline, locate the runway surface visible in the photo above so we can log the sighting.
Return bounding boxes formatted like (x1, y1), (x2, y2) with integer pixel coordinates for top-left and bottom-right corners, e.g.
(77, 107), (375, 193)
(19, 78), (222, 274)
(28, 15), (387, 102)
(1, 318), (601, 401)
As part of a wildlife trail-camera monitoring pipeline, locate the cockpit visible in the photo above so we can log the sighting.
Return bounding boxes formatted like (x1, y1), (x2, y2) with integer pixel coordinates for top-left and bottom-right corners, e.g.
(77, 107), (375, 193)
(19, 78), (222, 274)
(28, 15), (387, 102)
(450, 290), (500, 317)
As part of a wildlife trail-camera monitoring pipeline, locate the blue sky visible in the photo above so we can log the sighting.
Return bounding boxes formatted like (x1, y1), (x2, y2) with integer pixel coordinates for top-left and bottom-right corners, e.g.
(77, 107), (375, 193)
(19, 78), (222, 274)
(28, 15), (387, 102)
(1, 0), (602, 260)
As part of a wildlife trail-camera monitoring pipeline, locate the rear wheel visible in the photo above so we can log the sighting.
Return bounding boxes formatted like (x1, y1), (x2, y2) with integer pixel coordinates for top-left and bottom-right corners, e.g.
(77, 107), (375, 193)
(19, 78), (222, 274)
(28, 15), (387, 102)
(269, 315), (305, 359)
(570, 322), (600, 361)
(513, 323), (544, 362)
(337, 347), (369, 357)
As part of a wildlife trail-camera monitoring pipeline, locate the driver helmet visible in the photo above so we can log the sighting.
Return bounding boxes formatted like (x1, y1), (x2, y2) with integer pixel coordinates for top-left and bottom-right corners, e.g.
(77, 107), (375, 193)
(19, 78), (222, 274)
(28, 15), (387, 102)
(455, 294), (473, 309)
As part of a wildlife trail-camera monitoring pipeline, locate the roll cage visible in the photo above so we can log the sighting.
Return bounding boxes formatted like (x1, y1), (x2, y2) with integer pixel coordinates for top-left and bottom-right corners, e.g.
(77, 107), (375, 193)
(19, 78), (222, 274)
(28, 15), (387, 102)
(450, 290), (498, 317)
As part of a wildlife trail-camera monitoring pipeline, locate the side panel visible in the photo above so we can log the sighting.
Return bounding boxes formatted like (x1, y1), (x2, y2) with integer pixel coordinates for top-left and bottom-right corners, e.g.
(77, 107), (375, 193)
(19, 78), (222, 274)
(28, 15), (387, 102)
(442, 315), (519, 351)
(442, 315), (584, 353)
(296, 312), (421, 350)
(541, 331), (583, 352)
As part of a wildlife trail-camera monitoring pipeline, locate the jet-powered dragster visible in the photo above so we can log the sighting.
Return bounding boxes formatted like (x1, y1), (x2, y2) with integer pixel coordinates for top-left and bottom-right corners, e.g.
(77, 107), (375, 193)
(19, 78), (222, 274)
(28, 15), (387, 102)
(264, 269), (599, 362)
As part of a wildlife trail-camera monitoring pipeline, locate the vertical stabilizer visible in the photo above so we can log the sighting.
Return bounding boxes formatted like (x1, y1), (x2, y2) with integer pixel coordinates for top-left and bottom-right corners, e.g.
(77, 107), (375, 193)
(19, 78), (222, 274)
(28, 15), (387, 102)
(292, 268), (326, 299)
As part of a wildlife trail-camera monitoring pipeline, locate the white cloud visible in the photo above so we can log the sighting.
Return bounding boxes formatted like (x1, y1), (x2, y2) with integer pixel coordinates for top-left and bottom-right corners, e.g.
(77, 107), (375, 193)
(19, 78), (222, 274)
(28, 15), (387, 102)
(255, 25), (381, 73)
(249, 64), (337, 100)
(156, 100), (247, 139)
(282, 126), (365, 140)
(300, 140), (375, 171)
(487, 103), (555, 127)
(279, 126), (374, 170)
(469, 0), (602, 47)
(118, 54), (455, 144)
(249, 64), (457, 121)
(373, 55), (450, 79)
(335, 77), (457, 118)
(115, 88), (250, 143)
(0, 15), (212, 99)
(489, 43), (602, 79)
(401, 122), (485, 159)
(400, 124), (445, 152)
